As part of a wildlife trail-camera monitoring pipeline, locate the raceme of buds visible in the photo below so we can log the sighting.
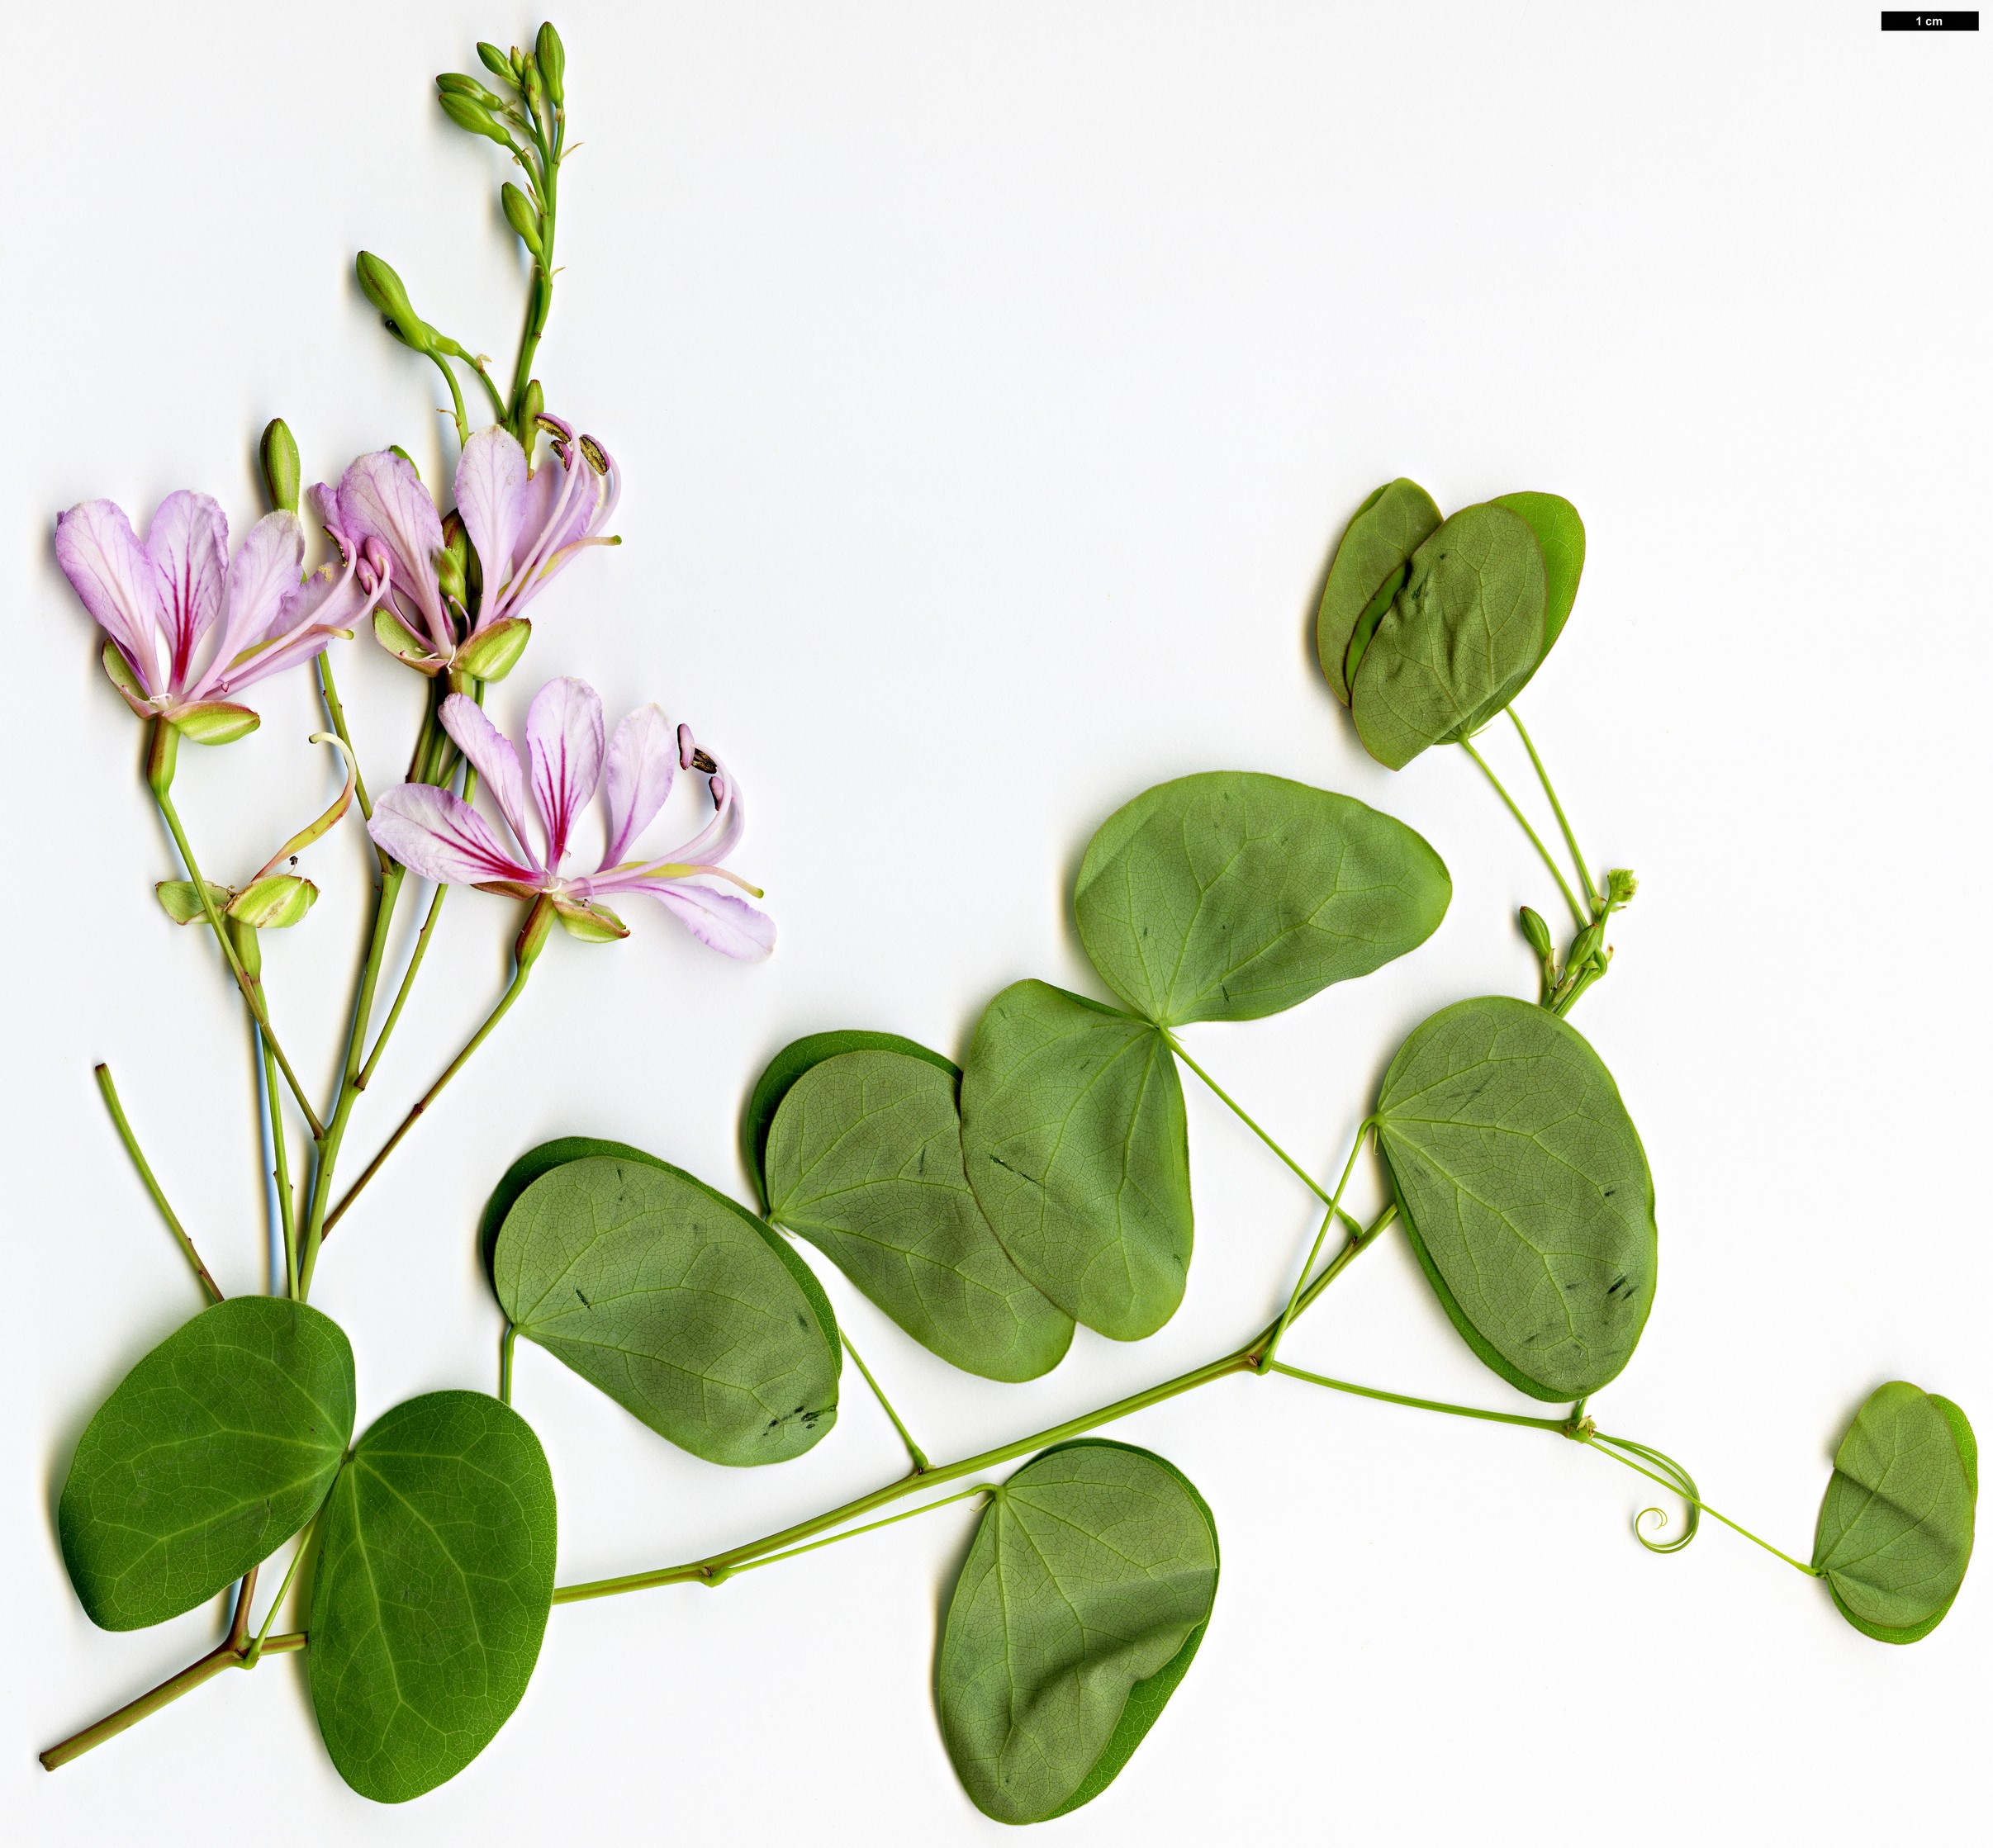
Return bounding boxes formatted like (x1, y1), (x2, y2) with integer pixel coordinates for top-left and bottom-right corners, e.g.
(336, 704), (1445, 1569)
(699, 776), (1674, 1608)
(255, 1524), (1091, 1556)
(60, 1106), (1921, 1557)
(536, 22), (566, 107)
(1317, 477), (1586, 770)
(259, 419), (301, 515)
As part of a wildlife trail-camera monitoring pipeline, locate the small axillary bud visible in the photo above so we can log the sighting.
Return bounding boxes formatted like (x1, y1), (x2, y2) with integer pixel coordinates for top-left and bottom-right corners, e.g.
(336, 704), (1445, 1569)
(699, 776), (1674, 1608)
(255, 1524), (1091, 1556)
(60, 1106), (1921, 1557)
(259, 418), (301, 515)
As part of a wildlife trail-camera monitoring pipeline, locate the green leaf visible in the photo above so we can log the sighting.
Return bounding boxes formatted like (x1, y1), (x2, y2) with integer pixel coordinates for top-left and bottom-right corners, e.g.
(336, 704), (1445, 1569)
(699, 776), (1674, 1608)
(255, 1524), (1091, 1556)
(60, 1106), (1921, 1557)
(961, 982), (1193, 1341)
(58, 1296), (355, 1632)
(937, 1440), (1220, 1824)
(1375, 995), (1656, 1401)
(309, 1391), (556, 1803)
(1491, 490), (1584, 694)
(1350, 501), (1546, 770)
(1812, 1381), (1976, 1643)
(766, 1049), (1075, 1381)
(743, 1029), (961, 1213)
(1316, 478), (1442, 705)
(492, 1151), (840, 1465)
(1073, 770), (1451, 1026)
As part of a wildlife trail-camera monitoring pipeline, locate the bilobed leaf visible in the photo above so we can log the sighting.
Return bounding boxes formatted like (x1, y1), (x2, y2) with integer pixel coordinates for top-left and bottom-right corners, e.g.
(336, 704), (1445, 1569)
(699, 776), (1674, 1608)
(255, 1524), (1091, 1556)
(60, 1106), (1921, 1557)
(937, 1440), (1220, 1824)
(1491, 490), (1584, 694)
(59, 1296), (355, 1631)
(1317, 477), (1442, 704)
(1813, 1381), (1976, 1643)
(960, 981), (1192, 1341)
(1376, 995), (1656, 1401)
(1350, 501), (1547, 769)
(743, 1029), (961, 1212)
(492, 1152), (840, 1465)
(766, 1050), (1074, 1381)
(1073, 771), (1450, 1026)
(309, 1391), (556, 1803)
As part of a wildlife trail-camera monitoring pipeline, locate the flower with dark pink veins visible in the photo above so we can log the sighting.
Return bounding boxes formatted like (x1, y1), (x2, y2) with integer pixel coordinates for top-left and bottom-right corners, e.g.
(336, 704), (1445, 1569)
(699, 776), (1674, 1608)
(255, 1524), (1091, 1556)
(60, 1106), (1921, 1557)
(329, 413), (618, 681)
(366, 677), (773, 960)
(54, 490), (376, 742)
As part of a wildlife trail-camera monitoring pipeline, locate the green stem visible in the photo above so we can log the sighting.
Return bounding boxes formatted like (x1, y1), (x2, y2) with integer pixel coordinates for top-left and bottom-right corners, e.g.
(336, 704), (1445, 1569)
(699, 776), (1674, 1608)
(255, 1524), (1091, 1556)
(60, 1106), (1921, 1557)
(316, 653), (373, 821)
(39, 1623), (303, 1772)
(1267, 1362), (1568, 1431)
(726, 1486), (990, 1580)
(1458, 737), (1587, 932)
(318, 903), (549, 1249)
(1260, 1122), (1372, 1372)
(93, 1064), (223, 1305)
(506, 114), (561, 429)
(243, 1512), (320, 1668)
(1165, 1033), (1364, 1235)
(553, 1345), (1256, 1603)
(840, 1331), (929, 1474)
(429, 352), (469, 448)
(1584, 1434), (1821, 1578)
(150, 769), (325, 1139)
(294, 864), (409, 1297)
(260, 1031), (299, 1299)
(1507, 706), (1598, 912)
(500, 1321), (518, 1405)
(462, 354), (510, 423)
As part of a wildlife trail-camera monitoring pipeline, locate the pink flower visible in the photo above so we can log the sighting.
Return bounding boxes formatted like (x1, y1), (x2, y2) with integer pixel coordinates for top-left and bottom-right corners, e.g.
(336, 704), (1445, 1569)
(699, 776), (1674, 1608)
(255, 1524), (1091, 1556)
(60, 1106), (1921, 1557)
(366, 677), (773, 960)
(326, 414), (618, 678)
(54, 491), (374, 735)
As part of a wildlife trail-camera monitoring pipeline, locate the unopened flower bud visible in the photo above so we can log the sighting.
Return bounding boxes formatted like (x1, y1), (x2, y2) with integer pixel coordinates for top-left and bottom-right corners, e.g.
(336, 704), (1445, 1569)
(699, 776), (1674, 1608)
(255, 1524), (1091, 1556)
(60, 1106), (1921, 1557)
(436, 545), (467, 609)
(501, 182), (543, 258)
(355, 253), (439, 355)
(477, 40), (518, 83)
(1518, 906), (1553, 963)
(441, 507), (482, 609)
(520, 49), (545, 112)
(437, 72), (505, 109)
(259, 418), (301, 514)
(438, 87), (515, 149)
(517, 379), (544, 442)
(536, 21), (567, 107)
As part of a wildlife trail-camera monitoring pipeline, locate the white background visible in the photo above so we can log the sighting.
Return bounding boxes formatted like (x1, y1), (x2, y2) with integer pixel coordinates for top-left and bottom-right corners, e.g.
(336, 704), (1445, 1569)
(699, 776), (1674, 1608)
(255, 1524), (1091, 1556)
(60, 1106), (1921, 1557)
(3, 3), (1986, 1842)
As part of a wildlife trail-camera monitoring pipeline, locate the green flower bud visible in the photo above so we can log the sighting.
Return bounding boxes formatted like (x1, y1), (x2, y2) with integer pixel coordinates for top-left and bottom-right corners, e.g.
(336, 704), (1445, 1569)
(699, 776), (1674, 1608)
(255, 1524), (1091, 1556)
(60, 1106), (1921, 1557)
(520, 50), (545, 114)
(259, 418), (301, 514)
(227, 874), (319, 931)
(437, 72), (506, 110)
(535, 21), (567, 107)
(513, 378), (544, 448)
(501, 182), (543, 258)
(477, 41), (517, 83)
(1518, 906), (1553, 963)
(355, 252), (439, 356)
(436, 545), (467, 609)
(1606, 868), (1639, 911)
(553, 895), (629, 944)
(441, 507), (482, 610)
(438, 88), (515, 149)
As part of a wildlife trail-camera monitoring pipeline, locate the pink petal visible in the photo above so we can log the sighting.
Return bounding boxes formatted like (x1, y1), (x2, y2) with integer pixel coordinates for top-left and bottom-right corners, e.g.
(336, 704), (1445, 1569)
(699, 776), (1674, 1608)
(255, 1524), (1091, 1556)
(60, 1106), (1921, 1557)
(647, 884), (776, 960)
(143, 491), (230, 689)
(440, 693), (538, 866)
(602, 704), (676, 865)
(186, 511), (305, 699)
(525, 676), (604, 868)
(333, 451), (447, 651)
(54, 500), (165, 693)
(455, 425), (529, 614)
(367, 783), (540, 887)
